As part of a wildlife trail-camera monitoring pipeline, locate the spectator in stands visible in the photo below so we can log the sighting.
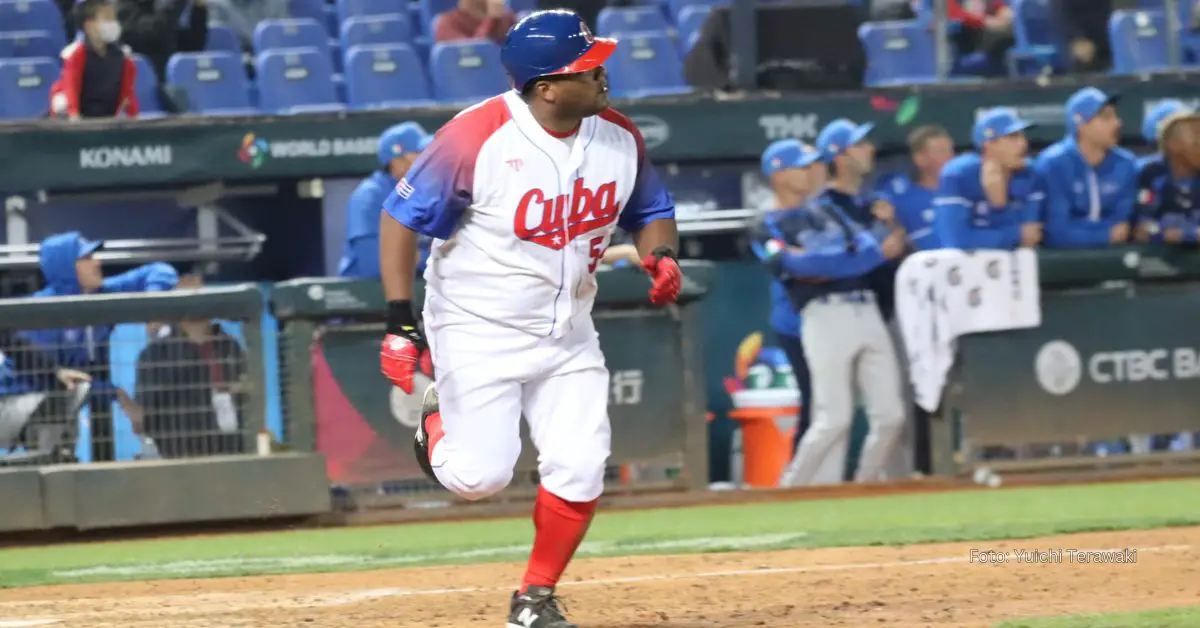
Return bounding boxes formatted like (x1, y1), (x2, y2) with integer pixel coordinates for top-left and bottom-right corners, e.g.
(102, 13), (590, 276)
(0, 331), (92, 465)
(338, 122), (433, 279)
(125, 301), (248, 459)
(749, 139), (824, 458)
(934, 107), (1043, 250)
(434, 0), (516, 44)
(19, 232), (178, 462)
(117, 0), (208, 83)
(1034, 87), (1137, 249)
(49, 0), (139, 120)
(1052, 0), (1119, 73)
(1136, 106), (1200, 245)
(944, 0), (1014, 75)
(206, 0), (286, 52)
(874, 125), (955, 252)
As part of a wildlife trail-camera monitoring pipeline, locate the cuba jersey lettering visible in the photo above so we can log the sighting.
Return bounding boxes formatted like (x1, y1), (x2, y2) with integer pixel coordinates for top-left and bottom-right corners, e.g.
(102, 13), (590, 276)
(382, 91), (674, 338)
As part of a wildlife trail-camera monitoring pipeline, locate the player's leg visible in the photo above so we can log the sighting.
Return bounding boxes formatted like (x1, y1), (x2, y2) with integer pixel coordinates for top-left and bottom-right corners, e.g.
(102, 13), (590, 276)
(852, 304), (907, 482)
(780, 300), (859, 486)
(509, 334), (610, 628)
(417, 325), (525, 501)
(775, 331), (813, 456)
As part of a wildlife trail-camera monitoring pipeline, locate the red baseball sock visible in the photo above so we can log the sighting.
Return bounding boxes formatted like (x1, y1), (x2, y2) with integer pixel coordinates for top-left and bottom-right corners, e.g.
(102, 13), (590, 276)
(425, 412), (445, 460)
(521, 486), (598, 592)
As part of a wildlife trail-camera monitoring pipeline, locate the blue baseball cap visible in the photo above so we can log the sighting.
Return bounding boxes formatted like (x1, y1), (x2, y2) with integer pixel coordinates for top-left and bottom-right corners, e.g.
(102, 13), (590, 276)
(1143, 99), (1192, 145)
(378, 122), (432, 166)
(78, 236), (104, 258)
(1065, 86), (1120, 134)
(816, 119), (874, 164)
(973, 107), (1034, 148)
(761, 139), (820, 177)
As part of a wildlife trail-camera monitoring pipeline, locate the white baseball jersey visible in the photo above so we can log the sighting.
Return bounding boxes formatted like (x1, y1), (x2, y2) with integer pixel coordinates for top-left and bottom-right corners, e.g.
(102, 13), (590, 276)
(895, 248), (1041, 411)
(382, 91), (675, 338)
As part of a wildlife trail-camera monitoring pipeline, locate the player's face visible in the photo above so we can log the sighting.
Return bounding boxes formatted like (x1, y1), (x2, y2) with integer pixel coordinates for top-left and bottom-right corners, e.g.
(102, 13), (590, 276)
(776, 166), (813, 199)
(993, 132), (1028, 168)
(1166, 118), (1200, 171)
(914, 135), (954, 176)
(843, 141), (875, 174)
(387, 152), (419, 179)
(548, 66), (610, 117)
(75, 255), (103, 291)
(1081, 106), (1121, 148)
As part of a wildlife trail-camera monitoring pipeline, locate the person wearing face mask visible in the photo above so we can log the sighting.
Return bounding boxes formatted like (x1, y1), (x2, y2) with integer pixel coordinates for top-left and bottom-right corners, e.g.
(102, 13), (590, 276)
(338, 123), (434, 279)
(117, 0), (208, 83)
(934, 108), (1045, 251)
(49, 0), (139, 120)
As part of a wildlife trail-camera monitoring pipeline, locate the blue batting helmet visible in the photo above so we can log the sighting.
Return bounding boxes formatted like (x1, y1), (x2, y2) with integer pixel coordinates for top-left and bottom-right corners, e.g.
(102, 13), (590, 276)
(500, 9), (617, 91)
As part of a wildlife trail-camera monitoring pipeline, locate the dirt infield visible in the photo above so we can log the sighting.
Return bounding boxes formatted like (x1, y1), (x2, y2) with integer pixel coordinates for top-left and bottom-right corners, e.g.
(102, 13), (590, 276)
(1, 527), (1197, 628)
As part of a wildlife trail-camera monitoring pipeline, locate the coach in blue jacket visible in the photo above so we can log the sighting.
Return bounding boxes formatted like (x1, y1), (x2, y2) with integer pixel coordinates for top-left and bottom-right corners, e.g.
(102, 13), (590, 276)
(338, 122), (433, 279)
(750, 139), (824, 454)
(1033, 87), (1137, 249)
(934, 107), (1044, 250)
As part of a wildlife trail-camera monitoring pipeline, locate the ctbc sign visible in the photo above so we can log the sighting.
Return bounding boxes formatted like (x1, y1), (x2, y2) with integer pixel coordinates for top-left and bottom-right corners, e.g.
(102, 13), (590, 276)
(1034, 339), (1200, 395)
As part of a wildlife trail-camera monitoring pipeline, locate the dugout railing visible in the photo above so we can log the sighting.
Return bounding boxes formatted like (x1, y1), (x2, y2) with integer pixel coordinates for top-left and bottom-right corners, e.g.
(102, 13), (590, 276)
(272, 262), (713, 512)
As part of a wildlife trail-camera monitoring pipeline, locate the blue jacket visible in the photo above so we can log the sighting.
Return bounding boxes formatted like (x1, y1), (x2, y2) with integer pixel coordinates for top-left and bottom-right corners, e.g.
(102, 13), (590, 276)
(338, 170), (433, 278)
(15, 232), (178, 395)
(934, 153), (1043, 250)
(757, 201), (886, 312)
(874, 172), (941, 251)
(1136, 153), (1200, 244)
(1033, 137), (1137, 249)
(750, 210), (802, 338)
(820, 187), (898, 320)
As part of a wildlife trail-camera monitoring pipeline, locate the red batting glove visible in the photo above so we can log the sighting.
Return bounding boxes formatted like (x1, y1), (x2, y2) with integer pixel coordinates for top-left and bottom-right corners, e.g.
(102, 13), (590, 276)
(641, 246), (682, 305)
(380, 334), (432, 394)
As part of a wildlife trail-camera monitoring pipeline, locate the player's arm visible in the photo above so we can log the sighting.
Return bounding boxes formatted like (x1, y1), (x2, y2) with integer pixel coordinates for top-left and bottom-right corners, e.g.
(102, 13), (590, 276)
(617, 124), (680, 305)
(777, 222), (885, 280)
(934, 164), (1021, 250)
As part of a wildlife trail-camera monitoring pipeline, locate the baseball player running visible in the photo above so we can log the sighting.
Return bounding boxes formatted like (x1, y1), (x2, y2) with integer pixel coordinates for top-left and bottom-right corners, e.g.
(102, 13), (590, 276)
(377, 10), (682, 627)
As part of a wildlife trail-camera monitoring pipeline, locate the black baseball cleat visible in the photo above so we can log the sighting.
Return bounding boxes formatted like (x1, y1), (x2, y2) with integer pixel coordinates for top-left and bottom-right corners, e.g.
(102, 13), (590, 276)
(413, 384), (440, 483)
(506, 586), (577, 628)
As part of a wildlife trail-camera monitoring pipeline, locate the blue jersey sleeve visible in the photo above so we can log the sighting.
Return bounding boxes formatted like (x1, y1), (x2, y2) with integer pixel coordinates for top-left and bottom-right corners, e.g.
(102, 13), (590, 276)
(617, 125), (675, 232)
(934, 165), (1022, 250)
(776, 213), (884, 279)
(382, 126), (475, 240)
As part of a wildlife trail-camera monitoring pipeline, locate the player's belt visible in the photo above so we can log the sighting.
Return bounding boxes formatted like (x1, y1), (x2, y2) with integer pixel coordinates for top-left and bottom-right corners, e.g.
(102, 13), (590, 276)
(812, 290), (874, 305)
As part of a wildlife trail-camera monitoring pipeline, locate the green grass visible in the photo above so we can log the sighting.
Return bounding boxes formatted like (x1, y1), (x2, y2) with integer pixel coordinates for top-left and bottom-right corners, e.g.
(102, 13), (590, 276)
(0, 478), (1197, 588)
(996, 606), (1200, 627)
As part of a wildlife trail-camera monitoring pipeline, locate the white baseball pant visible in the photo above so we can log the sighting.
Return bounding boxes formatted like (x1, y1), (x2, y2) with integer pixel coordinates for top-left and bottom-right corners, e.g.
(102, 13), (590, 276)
(780, 292), (905, 486)
(423, 295), (612, 503)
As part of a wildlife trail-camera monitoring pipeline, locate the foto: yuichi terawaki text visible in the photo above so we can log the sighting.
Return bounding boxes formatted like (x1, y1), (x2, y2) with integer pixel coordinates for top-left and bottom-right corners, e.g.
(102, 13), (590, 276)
(968, 548), (1138, 565)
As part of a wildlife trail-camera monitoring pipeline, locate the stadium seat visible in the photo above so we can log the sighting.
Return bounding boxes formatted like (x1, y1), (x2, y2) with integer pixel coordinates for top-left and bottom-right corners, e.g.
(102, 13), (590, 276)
(1008, 0), (1066, 76)
(0, 0), (63, 41)
(1109, 10), (1169, 74)
(205, 24), (242, 54)
(167, 51), (257, 115)
(596, 6), (671, 37)
(253, 18), (329, 55)
(419, 0), (458, 34)
(344, 44), (436, 110)
(131, 53), (165, 117)
(340, 14), (413, 51)
(667, 0), (723, 22)
(0, 57), (55, 120)
(323, 4), (339, 38)
(338, 0), (401, 22)
(0, 30), (58, 58)
(255, 48), (346, 113)
(428, 40), (510, 103)
(676, 6), (710, 54)
(604, 32), (691, 98)
(287, 0), (326, 27)
(857, 21), (937, 86)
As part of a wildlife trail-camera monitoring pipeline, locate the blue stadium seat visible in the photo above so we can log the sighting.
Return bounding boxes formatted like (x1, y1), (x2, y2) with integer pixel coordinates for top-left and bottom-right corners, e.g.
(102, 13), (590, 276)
(255, 48), (346, 113)
(419, 0), (457, 34)
(667, 0), (722, 21)
(253, 18), (329, 55)
(676, 6), (710, 54)
(604, 32), (691, 98)
(0, 57), (55, 120)
(341, 14), (413, 51)
(0, 30), (58, 58)
(167, 51), (257, 115)
(323, 4), (339, 38)
(287, 0), (326, 26)
(1109, 10), (1169, 74)
(596, 6), (670, 37)
(1008, 0), (1065, 76)
(428, 39), (509, 103)
(205, 24), (242, 53)
(338, 0), (401, 22)
(344, 44), (435, 110)
(0, 0), (63, 41)
(857, 21), (937, 86)
(131, 53), (165, 117)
